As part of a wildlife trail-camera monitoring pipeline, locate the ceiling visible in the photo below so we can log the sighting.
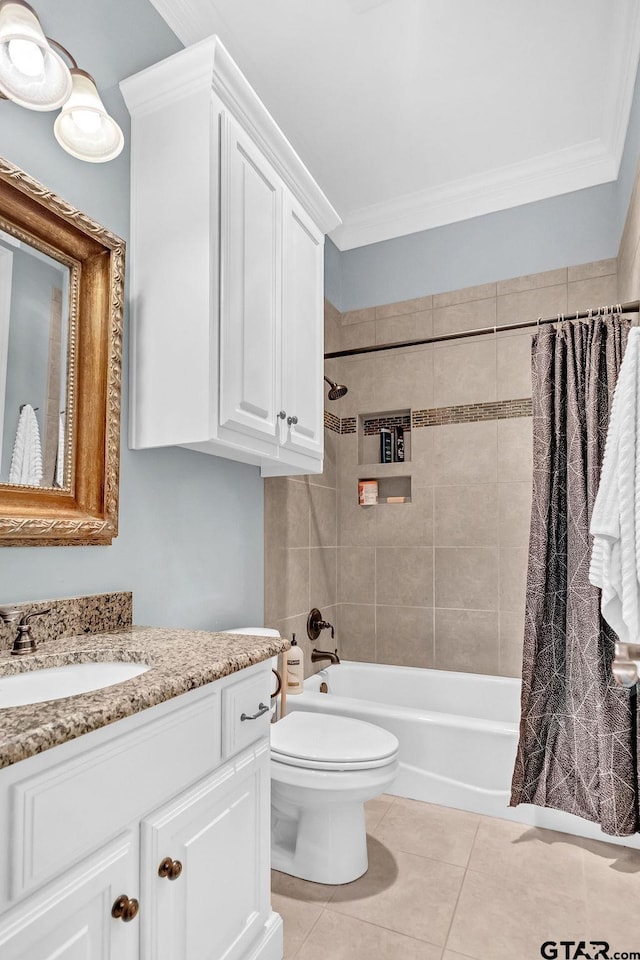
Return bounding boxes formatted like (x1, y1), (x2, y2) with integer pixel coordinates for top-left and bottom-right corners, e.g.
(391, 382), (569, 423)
(148, 0), (640, 250)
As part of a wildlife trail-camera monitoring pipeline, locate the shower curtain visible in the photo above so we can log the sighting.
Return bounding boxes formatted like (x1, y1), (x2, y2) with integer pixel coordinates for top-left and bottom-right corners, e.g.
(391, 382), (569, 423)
(510, 315), (640, 836)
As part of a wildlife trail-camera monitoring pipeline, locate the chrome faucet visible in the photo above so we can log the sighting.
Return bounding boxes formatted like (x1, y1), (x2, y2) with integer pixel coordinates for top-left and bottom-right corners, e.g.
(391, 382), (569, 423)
(311, 648), (341, 665)
(0, 606), (51, 656)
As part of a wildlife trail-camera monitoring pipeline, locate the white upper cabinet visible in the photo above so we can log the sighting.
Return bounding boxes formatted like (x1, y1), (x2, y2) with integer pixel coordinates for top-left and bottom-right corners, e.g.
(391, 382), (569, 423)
(121, 37), (340, 477)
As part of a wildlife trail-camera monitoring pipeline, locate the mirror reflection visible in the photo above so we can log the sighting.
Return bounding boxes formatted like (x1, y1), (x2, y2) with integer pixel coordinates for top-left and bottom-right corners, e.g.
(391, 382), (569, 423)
(0, 229), (69, 489)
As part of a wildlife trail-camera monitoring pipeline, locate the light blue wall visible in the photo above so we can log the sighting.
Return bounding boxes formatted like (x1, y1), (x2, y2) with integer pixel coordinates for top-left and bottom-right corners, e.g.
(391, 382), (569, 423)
(0, 0), (264, 630)
(328, 63), (640, 312)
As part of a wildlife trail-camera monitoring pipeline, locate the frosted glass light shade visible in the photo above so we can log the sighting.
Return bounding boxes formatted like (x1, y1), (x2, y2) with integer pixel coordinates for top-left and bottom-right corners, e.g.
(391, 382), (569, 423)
(0, 0), (71, 110)
(54, 70), (124, 163)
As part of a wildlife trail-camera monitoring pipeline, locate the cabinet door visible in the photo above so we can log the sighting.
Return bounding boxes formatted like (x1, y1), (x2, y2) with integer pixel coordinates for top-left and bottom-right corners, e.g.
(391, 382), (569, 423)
(141, 743), (270, 960)
(0, 834), (138, 960)
(219, 113), (282, 448)
(280, 194), (325, 460)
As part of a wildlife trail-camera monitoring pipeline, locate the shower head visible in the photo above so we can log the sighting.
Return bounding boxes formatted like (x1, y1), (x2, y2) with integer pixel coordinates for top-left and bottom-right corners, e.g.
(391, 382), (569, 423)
(324, 376), (348, 400)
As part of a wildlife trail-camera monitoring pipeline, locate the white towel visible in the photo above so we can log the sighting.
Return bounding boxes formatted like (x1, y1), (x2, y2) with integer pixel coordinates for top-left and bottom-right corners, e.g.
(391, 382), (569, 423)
(589, 327), (640, 643)
(8, 404), (43, 487)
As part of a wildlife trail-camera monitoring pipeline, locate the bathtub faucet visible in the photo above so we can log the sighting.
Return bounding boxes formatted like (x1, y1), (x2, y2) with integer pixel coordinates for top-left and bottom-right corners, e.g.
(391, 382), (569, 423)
(311, 648), (341, 665)
(307, 607), (335, 641)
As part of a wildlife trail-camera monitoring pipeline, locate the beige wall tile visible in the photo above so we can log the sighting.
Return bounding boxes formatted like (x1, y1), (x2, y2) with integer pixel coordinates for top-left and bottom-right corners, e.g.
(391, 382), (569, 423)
(498, 481), (532, 549)
(309, 483), (337, 547)
(499, 547), (528, 612)
(567, 273), (618, 313)
(374, 346), (434, 411)
(447, 870), (586, 960)
(497, 417), (533, 482)
(496, 332), (532, 400)
(433, 339), (497, 407)
(324, 299), (342, 354)
(338, 483), (377, 546)
(329, 843), (464, 946)
(340, 321), (376, 352)
(265, 477), (310, 550)
(375, 309), (432, 345)
(434, 547), (499, 610)
(338, 546), (376, 603)
(434, 484), (498, 547)
(496, 267), (567, 296)
(567, 258), (616, 282)
(433, 281), (496, 308)
(409, 426), (434, 485)
(336, 603), (375, 661)
(619, 169), (640, 277)
(499, 609), (525, 677)
(376, 295), (433, 319)
(376, 605), (434, 667)
(310, 547), (337, 608)
(433, 295), (496, 337)
(433, 422), (498, 485)
(307, 427), (338, 489)
(497, 282), (567, 328)
(618, 238), (640, 302)
(376, 546), (433, 607)
(342, 306), (376, 326)
(376, 486), (433, 547)
(434, 608), (499, 674)
(265, 548), (309, 621)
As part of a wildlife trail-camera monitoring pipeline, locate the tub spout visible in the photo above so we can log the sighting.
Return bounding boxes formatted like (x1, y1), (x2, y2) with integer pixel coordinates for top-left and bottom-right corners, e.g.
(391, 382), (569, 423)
(311, 648), (340, 665)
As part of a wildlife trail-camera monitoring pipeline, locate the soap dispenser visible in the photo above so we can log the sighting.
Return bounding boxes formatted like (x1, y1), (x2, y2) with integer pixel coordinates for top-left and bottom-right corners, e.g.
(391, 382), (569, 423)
(285, 634), (304, 695)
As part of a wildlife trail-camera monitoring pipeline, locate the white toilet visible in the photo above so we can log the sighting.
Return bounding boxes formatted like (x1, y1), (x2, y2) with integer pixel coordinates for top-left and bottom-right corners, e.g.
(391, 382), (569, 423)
(226, 627), (399, 885)
(271, 711), (399, 884)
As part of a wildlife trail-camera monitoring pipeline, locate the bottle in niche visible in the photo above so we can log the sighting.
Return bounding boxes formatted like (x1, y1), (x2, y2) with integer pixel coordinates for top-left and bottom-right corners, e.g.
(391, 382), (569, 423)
(285, 634), (304, 694)
(395, 425), (405, 462)
(380, 428), (393, 463)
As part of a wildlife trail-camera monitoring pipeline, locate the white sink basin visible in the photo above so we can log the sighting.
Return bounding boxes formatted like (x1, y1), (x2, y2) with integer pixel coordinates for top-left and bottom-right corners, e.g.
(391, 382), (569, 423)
(0, 661), (150, 708)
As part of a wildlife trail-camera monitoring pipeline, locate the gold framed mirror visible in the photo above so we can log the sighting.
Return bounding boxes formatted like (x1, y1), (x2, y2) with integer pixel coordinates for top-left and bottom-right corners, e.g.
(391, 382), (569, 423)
(0, 156), (124, 546)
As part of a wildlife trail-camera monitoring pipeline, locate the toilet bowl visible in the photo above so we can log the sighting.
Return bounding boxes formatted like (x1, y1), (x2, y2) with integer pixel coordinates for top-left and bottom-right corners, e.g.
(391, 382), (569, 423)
(224, 628), (399, 885)
(271, 711), (399, 884)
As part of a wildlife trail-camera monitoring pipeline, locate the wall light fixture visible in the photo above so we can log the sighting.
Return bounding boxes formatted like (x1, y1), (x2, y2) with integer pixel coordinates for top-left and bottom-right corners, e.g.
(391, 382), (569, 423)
(0, 0), (123, 162)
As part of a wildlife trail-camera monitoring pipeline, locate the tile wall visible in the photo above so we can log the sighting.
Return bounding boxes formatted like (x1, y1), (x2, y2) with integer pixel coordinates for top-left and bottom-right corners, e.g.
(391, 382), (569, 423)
(264, 261), (619, 679)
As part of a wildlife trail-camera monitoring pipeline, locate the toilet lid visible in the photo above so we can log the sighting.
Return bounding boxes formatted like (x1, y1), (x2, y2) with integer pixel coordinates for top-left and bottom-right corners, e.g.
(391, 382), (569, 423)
(271, 711), (398, 770)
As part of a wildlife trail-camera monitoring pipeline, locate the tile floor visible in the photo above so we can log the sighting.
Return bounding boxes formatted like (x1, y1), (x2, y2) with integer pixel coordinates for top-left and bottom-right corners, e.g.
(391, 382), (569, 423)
(271, 795), (640, 960)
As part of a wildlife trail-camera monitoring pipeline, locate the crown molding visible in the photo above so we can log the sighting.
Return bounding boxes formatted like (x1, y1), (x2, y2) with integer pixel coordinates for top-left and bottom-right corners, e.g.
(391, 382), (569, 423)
(331, 140), (618, 250)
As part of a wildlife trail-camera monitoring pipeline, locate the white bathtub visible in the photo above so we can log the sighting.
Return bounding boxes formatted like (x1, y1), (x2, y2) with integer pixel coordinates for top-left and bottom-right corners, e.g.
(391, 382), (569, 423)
(287, 661), (640, 850)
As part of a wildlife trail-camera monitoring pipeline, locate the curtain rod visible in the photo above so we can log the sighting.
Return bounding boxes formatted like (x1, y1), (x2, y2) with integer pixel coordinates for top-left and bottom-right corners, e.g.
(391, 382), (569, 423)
(324, 300), (640, 360)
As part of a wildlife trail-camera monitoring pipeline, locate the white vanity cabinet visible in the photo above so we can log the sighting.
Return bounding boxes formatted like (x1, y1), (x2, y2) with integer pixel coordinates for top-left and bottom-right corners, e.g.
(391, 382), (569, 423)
(121, 37), (339, 477)
(0, 661), (281, 960)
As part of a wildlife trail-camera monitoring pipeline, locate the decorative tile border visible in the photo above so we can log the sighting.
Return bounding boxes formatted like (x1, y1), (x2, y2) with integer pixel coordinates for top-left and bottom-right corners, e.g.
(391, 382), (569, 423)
(363, 414), (411, 436)
(324, 410), (341, 434)
(324, 398), (531, 436)
(412, 398), (532, 426)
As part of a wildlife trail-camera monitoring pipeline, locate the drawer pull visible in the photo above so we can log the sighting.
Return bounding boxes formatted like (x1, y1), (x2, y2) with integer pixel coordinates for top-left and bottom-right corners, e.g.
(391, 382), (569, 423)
(240, 702), (269, 721)
(112, 895), (139, 922)
(158, 857), (183, 881)
(287, 415), (298, 426)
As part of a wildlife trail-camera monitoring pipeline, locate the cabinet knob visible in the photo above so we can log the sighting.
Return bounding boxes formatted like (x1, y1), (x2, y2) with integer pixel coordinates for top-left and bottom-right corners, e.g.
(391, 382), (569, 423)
(158, 857), (183, 881)
(278, 411), (287, 419)
(287, 415), (298, 426)
(111, 895), (139, 922)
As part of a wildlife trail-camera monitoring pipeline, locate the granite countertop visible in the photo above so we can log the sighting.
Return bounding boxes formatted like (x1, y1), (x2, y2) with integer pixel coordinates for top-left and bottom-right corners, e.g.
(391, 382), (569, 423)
(0, 626), (289, 769)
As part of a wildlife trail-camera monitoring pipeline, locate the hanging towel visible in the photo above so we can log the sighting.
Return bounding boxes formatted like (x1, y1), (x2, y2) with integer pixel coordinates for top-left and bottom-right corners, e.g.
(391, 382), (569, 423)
(8, 404), (43, 487)
(589, 326), (640, 643)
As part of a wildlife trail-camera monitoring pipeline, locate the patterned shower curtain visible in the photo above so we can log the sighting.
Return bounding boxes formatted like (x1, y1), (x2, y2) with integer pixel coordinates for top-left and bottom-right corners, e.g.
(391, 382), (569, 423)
(510, 315), (640, 836)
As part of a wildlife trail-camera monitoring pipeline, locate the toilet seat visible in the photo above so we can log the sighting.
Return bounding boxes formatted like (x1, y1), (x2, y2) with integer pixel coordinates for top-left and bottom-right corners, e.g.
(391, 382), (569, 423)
(271, 711), (398, 771)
